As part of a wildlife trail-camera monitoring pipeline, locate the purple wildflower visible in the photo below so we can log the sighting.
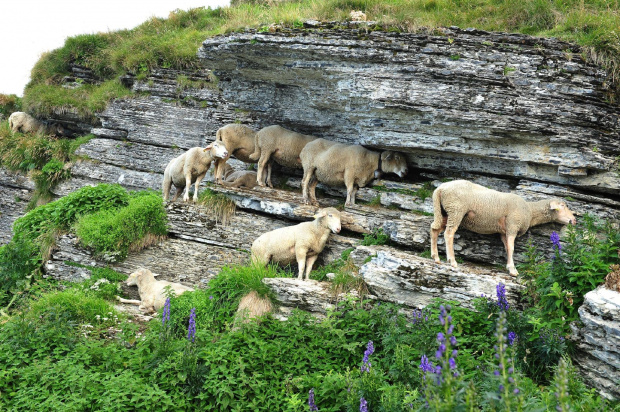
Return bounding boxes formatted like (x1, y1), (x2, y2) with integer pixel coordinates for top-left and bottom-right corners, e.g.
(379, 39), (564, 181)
(360, 397), (368, 412)
(449, 357), (457, 370)
(507, 331), (517, 346)
(496, 282), (509, 312)
(187, 307), (196, 342)
(361, 340), (374, 373)
(420, 355), (435, 375)
(209, 295), (214, 300)
(550, 231), (561, 253)
(162, 297), (171, 327)
(308, 388), (318, 411)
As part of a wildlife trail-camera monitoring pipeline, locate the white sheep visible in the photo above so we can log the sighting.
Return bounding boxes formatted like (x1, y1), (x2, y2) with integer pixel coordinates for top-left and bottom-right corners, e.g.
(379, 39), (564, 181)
(251, 207), (342, 280)
(8, 111), (64, 136)
(220, 163), (258, 189)
(430, 180), (577, 276)
(213, 124), (258, 184)
(249, 125), (318, 188)
(116, 268), (194, 313)
(300, 138), (409, 206)
(162, 140), (229, 202)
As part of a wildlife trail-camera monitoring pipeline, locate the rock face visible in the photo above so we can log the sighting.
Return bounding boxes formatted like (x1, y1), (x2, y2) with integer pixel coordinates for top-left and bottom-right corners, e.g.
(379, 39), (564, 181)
(198, 24), (620, 195)
(0, 168), (34, 245)
(571, 287), (620, 400)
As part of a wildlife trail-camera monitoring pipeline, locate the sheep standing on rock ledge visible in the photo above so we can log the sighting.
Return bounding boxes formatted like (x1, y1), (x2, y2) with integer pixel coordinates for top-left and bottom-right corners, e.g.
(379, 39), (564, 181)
(430, 180), (577, 276)
(300, 139), (408, 206)
(8, 112), (64, 136)
(251, 207), (342, 280)
(162, 141), (228, 202)
(213, 124), (258, 184)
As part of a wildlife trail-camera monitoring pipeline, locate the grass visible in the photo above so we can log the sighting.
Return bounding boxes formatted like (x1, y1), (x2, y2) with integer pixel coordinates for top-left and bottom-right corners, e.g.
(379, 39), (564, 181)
(197, 187), (236, 225)
(0, 121), (95, 208)
(20, 0), (620, 120)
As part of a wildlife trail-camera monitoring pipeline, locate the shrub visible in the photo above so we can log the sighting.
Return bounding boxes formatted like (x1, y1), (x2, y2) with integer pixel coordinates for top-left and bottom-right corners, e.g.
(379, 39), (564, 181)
(75, 190), (167, 261)
(0, 93), (21, 117)
(360, 227), (390, 246)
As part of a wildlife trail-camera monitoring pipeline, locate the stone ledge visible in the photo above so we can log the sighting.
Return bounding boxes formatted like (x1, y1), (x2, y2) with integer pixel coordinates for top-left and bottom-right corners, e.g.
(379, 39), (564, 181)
(354, 245), (523, 310)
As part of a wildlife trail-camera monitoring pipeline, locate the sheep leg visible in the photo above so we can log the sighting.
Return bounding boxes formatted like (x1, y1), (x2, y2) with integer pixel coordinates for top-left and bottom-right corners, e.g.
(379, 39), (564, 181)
(266, 159), (274, 188)
(193, 172), (207, 202)
(344, 173), (357, 206)
(308, 178), (319, 206)
(444, 213), (464, 268)
(116, 297), (142, 306)
(295, 248), (308, 280)
(162, 173), (172, 201)
(213, 160), (221, 184)
(301, 167), (316, 204)
(504, 234), (518, 276)
(171, 185), (183, 202)
(183, 173), (193, 202)
(303, 255), (319, 280)
(430, 216), (447, 264)
(257, 151), (273, 187)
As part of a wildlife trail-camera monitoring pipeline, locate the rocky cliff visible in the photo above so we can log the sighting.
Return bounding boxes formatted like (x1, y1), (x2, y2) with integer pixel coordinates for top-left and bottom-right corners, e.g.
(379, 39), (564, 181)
(1, 21), (619, 399)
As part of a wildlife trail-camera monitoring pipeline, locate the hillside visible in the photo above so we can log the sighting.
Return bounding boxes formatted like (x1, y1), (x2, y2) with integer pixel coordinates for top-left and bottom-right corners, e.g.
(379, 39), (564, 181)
(0, 1), (619, 410)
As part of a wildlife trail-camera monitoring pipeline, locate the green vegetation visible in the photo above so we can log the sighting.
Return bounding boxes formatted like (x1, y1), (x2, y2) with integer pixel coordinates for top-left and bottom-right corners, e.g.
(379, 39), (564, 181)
(0, 93), (21, 118)
(0, 184), (167, 308)
(0, 120), (94, 207)
(360, 227), (390, 246)
(197, 187), (236, 224)
(21, 0), (620, 120)
(75, 190), (168, 261)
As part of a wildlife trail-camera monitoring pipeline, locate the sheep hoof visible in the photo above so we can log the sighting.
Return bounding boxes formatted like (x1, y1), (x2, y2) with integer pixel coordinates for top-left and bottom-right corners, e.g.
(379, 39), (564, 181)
(450, 261), (458, 269)
(433, 258), (441, 264)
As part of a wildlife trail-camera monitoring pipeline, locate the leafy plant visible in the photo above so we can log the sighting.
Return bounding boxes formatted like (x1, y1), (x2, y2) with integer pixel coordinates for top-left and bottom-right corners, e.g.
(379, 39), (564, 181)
(361, 227), (390, 246)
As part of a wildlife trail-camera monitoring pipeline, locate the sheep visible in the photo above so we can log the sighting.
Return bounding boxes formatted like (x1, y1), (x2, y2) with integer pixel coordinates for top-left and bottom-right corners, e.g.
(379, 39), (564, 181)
(217, 162), (258, 189)
(162, 140), (229, 202)
(116, 268), (194, 313)
(8, 112), (64, 136)
(248, 125), (318, 188)
(213, 124), (258, 184)
(430, 180), (577, 276)
(251, 207), (342, 280)
(300, 138), (409, 206)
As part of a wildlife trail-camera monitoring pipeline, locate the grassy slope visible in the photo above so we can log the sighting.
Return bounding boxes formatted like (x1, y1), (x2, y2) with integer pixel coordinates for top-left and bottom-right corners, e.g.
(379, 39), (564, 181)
(22, 0), (620, 119)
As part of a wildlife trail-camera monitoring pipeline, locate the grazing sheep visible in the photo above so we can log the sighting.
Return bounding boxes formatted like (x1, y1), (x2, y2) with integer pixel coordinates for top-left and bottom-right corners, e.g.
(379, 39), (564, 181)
(251, 207), (342, 280)
(430, 180), (577, 276)
(249, 125), (318, 188)
(220, 163), (258, 189)
(116, 268), (194, 313)
(162, 140), (229, 202)
(213, 124), (258, 184)
(300, 138), (409, 206)
(8, 112), (64, 136)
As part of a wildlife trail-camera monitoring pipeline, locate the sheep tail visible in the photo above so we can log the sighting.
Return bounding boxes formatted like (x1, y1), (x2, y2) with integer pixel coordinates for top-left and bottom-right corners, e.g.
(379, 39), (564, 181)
(430, 187), (444, 230)
(248, 131), (261, 161)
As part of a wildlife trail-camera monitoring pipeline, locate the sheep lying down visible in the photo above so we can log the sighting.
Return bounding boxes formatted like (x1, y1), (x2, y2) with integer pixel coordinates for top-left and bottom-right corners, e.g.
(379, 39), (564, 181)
(8, 111), (64, 136)
(430, 180), (577, 276)
(117, 268), (194, 313)
(251, 207), (342, 280)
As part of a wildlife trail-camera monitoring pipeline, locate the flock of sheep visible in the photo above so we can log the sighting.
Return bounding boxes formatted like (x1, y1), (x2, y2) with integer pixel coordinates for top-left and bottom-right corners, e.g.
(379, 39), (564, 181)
(7, 112), (578, 312)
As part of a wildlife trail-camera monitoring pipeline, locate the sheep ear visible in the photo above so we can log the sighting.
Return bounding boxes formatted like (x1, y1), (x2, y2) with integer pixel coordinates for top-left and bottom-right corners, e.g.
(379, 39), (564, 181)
(203, 144), (213, 152)
(313, 209), (327, 219)
(549, 200), (562, 210)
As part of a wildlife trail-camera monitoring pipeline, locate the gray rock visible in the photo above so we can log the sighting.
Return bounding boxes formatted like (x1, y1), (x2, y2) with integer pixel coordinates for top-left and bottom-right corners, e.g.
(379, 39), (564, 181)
(356, 245), (523, 309)
(571, 287), (620, 400)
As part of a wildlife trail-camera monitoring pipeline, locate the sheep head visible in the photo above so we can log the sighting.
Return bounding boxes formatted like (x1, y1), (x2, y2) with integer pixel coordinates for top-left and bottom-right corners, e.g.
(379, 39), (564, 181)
(125, 268), (152, 286)
(549, 200), (577, 225)
(314, 207), (341, 234)
(204, 140), (229, 159)
(380, 151), (408, 178)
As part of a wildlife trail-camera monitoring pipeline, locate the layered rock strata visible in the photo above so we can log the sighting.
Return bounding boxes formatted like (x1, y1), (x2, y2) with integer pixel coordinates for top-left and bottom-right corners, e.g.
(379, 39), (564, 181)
(571, 287), (620, 400)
